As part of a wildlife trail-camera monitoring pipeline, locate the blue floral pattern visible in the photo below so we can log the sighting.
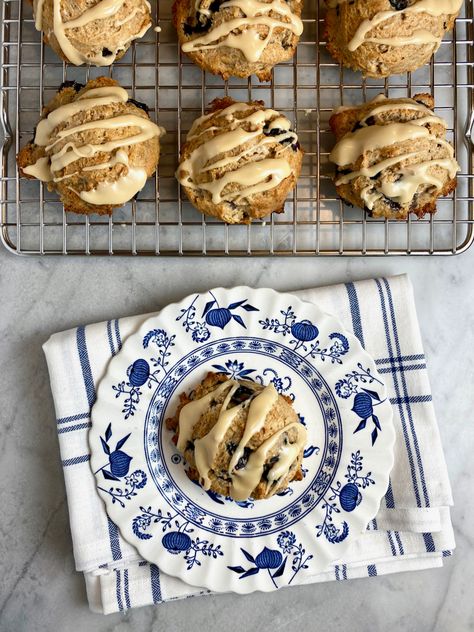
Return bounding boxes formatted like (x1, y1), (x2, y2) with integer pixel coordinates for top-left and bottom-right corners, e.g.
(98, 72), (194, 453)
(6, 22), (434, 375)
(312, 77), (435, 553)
(228, 530), (313, 587)
(90, 287), (393, 593)
(94, 423), (147, 507)
(315, 452), (375, 543)
(259, 306), (349, 362)
(335, 363), (386, 444)
(112, 329), (175, 419)
(177, 291), (259, 342)
(132, 507), (223, 569)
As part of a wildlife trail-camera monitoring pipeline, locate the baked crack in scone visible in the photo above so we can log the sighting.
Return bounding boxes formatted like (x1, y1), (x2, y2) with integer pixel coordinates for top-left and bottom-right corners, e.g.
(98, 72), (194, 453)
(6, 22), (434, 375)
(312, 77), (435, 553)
(173, 0), (304, 80)
(166, 373), (307, 501)
(325, 0), (463, 78)
(176, 97), (303, 224)
(328, 94), (459, 220)
(32, 0), (152, 66)
(17, 77), (164, 216)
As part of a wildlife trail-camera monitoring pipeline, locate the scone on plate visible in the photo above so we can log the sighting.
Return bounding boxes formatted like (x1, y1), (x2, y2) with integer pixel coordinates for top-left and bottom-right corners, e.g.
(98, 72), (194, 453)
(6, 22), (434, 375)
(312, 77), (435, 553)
(17, 77), (164, 216)
(173, 0), (304, 81)
(32, 0), (152, 66)
(176, 97), (303, 224)
(166, 373), (307, 501)
(325, 0), (463, 78)
(328, 94), (459, 220)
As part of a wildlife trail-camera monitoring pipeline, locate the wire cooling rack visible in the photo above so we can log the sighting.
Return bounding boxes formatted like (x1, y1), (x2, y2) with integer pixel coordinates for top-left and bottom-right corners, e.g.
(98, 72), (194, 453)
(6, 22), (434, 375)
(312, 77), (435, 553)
(1, 1), (473, 256)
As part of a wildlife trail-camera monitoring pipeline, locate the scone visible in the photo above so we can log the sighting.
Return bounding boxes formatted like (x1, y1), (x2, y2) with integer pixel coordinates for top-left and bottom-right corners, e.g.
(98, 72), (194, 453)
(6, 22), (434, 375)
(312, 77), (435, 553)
(176, 97), (303, 224)
(32, 0), (152, 66)
(17, 77), (164, 216)
(166, 373), (307, 501)
(325, 0), (463, 78)
(173, 0), (304, 81)
(328, 94), (459, 220)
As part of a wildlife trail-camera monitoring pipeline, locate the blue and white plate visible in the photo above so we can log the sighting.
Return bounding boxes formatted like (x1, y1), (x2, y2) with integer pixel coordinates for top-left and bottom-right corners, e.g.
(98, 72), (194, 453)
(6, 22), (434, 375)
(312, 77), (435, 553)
(89, 287), (395, 593)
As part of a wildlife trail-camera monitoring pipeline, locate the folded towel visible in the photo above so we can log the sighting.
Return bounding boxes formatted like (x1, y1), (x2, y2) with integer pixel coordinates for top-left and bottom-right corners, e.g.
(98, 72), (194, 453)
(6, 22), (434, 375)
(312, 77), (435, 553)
(43, 274), (454, 614)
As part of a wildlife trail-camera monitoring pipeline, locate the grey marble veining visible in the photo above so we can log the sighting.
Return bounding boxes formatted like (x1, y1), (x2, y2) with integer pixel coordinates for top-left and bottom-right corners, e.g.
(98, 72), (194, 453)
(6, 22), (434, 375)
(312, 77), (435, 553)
(0, 251), (473, 632)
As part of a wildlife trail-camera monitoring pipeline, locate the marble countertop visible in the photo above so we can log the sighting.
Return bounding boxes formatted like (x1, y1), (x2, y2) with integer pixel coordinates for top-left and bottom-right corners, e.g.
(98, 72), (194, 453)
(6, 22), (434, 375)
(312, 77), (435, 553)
(0, 250), (473, 631)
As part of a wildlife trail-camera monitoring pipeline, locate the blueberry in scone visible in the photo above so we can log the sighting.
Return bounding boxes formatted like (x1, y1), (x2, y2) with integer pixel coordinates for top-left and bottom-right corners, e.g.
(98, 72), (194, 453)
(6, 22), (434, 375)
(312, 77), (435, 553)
(176, 97), (303, 224)
(328, 93), (459, 220)
(173, 0), (304, 80)
(17, 77), (164, 216)
(32, 0), (152, 66)
(325, 0), (463, 78)
(167, 372), (307, 501)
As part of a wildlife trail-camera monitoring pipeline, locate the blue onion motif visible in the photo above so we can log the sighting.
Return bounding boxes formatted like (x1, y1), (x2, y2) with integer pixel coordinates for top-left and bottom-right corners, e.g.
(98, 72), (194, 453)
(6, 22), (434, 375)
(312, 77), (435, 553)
(206, 307), (232, 329)
(176, 292), (259, 339)
(255, 547), (283, 570)
(127, 358), (150, 387)
(109, 450), (133, 477)
(290, 320), (319, 342)
(352, 392), (374, 420)
(162, 531), (192, 553)
(339, 483), (362, 512)
(228, 533), (312, 587)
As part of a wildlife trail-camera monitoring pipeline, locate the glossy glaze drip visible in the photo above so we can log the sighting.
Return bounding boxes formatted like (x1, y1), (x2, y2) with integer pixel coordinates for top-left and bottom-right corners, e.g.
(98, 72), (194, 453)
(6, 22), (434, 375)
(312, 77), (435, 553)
(182, 0), (303, 63)
(347, 0), (463, 52)
(29, 86), (163, 205)
(177, 102), (297, 204)
(33, 0), (151, 66)
(178, 380), (306, 500)
(231, 421), (307, 501)
(331, 96), (460, 209)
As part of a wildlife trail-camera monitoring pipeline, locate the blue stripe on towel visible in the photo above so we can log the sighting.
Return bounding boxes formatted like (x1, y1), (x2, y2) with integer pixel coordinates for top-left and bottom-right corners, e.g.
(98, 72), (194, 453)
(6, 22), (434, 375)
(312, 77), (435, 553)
(61, 454), (90, 467)
(106, 320), (115, 357)
(385, 479), (395, 509)
(150, 564), (162, 603)
(375, 354), (425, 365)
(116, 570), (124, 612)
(383, 278), (430, 508)
(342, 564), (347, 580)
(57, 421), (91, 434)
(335, 565), (340, 581)
(107, 518), (122, 561)
(76, 326), (96, 407)
(115, 319), (122, 351)
(375, 279), (421, 507)
(394, 531), (404, 555)
(387, 531), (397, 556)
(423, 533), (436, 553)
(345, 282), (365, 347)
(124, 569), (131, 610)
(378, 363), (427, 374)
(389, 395), (433, 406)
(368, 565), (377, 577)
(56, 412), (89, 425)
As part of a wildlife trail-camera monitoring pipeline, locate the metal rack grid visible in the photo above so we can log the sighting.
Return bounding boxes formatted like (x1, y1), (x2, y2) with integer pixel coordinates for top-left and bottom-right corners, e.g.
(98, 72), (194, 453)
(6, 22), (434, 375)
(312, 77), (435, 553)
(1, 1), (473, 256)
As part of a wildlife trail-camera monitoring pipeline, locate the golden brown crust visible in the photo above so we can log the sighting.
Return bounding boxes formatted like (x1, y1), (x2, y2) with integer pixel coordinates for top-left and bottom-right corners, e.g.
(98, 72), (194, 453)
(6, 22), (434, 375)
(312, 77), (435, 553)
(36, 0), (151, 65)
(16, 77), (160, 216)
(167, 372), (306, 500)
(173, 0), (302, 80)
(178, 98), (303, 224)
(328, 93), (458, 220)
(325, 0), (460, 78)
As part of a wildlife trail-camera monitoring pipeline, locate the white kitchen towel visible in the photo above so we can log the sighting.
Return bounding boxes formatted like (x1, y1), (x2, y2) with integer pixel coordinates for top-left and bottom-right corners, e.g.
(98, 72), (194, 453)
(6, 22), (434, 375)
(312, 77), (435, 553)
(43, 275), (455, 615)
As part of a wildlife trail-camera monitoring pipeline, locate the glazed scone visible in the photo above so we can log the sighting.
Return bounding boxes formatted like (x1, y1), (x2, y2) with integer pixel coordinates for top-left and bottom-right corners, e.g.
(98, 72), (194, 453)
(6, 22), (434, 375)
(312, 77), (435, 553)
(328, 94), (459, 220)
(17, 77), (164, 216)
(176, 97), (303, 224)
(166, 373), (307, 501)
(325, 0), (463, 78)
(32, 0), (152, 66)
(173, 0), (304, 81)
